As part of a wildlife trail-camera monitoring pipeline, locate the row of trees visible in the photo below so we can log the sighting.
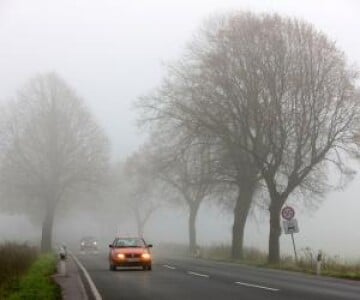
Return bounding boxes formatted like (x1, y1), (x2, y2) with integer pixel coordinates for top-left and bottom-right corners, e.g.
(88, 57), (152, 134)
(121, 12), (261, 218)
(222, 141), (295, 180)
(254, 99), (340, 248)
(135, 12), (360, 263)
(0, 13), (359, 264)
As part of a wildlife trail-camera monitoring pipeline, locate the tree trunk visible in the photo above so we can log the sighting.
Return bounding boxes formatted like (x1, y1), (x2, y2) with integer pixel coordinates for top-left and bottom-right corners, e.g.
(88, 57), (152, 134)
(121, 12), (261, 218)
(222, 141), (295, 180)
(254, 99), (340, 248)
(231, 183), (254, 260)
(188, 203), (199, 255)
(268, 200), (282, 264)
(41, 202), (56, 253)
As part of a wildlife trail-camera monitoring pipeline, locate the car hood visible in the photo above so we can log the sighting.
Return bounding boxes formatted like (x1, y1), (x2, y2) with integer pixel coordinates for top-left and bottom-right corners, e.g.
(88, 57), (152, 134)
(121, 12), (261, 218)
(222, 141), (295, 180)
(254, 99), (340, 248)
(112, 248), (148, 254)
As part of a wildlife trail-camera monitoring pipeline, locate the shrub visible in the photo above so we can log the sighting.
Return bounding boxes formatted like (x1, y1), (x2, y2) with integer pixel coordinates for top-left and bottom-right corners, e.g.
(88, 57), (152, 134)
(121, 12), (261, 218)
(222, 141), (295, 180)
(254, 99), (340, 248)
(0, 242), (38, 298)
(7, 253), (60, 300)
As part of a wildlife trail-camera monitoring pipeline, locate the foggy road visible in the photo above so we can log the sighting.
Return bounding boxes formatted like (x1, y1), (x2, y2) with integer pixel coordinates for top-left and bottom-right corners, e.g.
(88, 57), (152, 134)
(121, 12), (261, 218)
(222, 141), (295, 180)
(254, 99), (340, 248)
(76, 253), (360, 300)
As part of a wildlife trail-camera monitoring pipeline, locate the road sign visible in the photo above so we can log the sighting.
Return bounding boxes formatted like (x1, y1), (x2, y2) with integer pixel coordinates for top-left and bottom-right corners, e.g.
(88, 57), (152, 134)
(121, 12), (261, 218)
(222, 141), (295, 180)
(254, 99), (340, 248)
(283, 218), (299, 234)
(281, 206), (295, 220)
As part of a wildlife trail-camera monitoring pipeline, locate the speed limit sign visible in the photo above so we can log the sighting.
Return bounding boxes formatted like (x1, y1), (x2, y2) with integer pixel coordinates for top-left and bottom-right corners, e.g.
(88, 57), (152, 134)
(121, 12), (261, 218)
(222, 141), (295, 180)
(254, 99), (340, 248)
(281, 206), (295, 220)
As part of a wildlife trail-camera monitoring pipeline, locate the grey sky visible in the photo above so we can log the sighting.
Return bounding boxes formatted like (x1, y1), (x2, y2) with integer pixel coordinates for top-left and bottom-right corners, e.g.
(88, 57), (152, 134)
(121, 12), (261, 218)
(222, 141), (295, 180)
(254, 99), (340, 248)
(1, 0), (360, 258)
(2, 0), (360, 156)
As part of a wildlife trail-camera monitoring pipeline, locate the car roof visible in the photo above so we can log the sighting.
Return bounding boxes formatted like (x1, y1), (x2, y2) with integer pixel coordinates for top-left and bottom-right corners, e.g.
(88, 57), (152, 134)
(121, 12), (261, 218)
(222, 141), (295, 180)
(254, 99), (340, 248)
(114, 237), (144, 240)
(81, 236), (96, 240)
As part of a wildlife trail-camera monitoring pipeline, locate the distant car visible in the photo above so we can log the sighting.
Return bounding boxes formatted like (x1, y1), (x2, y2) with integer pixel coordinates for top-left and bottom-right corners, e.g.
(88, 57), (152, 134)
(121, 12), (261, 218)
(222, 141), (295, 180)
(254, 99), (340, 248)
(108, 237), (153, 271)
(80, 236), (98, 252)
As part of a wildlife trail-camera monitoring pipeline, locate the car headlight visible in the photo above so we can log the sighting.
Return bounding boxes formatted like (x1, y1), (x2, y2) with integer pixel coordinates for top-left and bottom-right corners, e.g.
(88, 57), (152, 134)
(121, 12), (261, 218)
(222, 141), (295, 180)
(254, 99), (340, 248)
(117, 253), (125, 259)
(81, 242), (85, 246)
(141, 253), (151, 260)
(93, 241), (97, 245)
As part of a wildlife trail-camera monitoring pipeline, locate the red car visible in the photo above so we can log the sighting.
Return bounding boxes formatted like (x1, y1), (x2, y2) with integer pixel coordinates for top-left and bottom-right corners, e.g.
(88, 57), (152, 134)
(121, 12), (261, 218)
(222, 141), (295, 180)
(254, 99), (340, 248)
(108, 237), (153, 271)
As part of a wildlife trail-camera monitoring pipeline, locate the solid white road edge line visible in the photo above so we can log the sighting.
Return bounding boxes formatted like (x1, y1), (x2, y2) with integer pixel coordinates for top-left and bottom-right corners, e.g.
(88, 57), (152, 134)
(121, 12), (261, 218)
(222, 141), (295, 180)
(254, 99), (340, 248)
(187, 271), (210, 278)
(71, 254), (103, 300)
(235, 281), (279, 292)
(163, 264), (176, 270)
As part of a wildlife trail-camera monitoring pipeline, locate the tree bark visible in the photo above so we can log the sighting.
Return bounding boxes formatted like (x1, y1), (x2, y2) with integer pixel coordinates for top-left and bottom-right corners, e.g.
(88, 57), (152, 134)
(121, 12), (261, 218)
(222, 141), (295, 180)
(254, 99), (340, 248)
(231, 183), (255, 260)
(188, 203), (200, 254)
(268, 200), (283, 264)
(41, 201), (56, 253)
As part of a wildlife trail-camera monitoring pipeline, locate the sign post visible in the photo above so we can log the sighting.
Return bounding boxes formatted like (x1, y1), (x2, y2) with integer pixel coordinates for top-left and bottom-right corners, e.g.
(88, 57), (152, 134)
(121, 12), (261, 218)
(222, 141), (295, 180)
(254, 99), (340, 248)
(290, 231), (298, 262)
(281, 206), (299, 263)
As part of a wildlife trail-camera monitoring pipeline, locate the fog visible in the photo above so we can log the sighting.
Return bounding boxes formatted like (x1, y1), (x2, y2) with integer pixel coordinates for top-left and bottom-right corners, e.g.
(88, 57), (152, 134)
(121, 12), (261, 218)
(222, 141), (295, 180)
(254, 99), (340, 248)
(1, 0), (360, 260)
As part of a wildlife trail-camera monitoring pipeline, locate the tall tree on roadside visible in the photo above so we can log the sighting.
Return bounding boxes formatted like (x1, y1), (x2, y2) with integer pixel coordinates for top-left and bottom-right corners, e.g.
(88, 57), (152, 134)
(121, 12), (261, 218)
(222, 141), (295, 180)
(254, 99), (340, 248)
(138, 12), (360, 263)
(138, 25), (261, 259)
(202, 13), (360, 264)
(0, 73), (109, 252)
(123, 149), (162, 237)
(148, 134), (217, 255)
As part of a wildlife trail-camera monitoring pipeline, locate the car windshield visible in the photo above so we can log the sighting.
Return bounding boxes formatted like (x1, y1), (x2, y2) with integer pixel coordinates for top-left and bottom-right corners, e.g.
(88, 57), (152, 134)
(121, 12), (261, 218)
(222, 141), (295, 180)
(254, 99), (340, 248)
(82, 237), (96, 242)
(113, 238), (145, 248)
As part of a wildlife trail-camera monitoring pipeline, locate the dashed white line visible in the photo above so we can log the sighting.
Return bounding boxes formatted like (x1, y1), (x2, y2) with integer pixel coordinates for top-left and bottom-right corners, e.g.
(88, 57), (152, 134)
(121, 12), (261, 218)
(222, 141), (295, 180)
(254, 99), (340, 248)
(235, 281), (279, 292)
(163, 264), (176, 270)
(187, 271), (210, 278)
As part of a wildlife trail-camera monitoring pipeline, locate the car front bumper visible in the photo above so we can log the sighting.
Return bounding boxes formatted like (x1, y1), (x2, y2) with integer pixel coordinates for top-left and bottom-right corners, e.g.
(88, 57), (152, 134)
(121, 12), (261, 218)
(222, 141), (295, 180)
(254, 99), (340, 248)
(110, 258), (152, 267)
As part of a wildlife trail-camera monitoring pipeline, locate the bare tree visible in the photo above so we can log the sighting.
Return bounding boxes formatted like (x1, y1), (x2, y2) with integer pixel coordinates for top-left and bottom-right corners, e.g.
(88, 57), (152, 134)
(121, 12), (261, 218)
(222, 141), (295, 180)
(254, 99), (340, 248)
(0, 73), (109, 252)
(146, 133), (217, 255)
(122, 149), (162, 237)
(208, 14), (360, 264)
(138, 23), (261, 259)
(138, 12), (360, 263)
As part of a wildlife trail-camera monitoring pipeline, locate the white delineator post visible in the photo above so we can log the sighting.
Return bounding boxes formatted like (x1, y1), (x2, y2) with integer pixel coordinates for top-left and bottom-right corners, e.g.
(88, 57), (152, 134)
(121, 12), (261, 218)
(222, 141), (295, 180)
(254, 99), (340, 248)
(59, 245), (67, 276)
(59, 260), (66, 276)
(316, 251), (322, 276)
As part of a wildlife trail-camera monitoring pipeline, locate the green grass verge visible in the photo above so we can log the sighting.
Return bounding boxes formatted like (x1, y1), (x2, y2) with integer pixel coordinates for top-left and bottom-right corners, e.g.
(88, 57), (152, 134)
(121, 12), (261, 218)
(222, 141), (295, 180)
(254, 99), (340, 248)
(6, 254), (60, 300)
(0, 242), (38, 299)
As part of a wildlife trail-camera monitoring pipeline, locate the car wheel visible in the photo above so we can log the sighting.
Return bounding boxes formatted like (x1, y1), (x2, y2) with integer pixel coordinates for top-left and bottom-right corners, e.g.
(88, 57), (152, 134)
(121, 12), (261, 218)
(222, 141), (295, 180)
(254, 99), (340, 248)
(143, 265), (152, 271)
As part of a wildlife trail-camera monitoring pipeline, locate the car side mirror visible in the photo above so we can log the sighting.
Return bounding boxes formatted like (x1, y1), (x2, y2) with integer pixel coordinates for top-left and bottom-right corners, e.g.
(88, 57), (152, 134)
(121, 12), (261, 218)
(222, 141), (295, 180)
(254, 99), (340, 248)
(109, 244), (113, 248)
(147, 244), (153, 248)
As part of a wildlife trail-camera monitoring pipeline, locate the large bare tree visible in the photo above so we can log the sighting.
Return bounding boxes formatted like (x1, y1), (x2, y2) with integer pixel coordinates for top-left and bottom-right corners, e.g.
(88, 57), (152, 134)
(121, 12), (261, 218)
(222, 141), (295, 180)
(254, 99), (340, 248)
(0, 73), (109, 252)
(139, 12), (360, 263)
(207, 13), (360, 264)
(138, 24), (261, 259)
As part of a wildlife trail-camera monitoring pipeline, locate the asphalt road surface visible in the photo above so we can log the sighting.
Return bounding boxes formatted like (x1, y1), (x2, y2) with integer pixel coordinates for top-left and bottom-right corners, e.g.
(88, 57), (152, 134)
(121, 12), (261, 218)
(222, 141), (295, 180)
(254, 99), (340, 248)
(77, 252), (360, 300)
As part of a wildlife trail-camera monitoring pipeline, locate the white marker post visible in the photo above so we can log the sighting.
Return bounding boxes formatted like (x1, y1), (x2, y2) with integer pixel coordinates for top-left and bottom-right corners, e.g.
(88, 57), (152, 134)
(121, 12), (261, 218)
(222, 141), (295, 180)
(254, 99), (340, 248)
(316, 251), (322, 276)
(59, 245), (67, 276)
(281, 206), (299, 263)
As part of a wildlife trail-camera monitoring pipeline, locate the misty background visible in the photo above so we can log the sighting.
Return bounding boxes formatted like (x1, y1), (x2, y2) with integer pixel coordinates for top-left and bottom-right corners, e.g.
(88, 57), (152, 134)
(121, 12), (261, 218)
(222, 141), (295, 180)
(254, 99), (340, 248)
(1, 0), (360, 258)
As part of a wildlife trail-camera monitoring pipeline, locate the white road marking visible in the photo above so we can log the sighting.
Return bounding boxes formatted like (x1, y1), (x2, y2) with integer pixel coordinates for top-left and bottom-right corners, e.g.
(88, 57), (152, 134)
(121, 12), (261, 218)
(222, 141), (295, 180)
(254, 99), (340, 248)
(163, 264), (176, 270)
(187, 271), (210, 278)
(235, 281), (279, 292)
(71, 253), (103, 300)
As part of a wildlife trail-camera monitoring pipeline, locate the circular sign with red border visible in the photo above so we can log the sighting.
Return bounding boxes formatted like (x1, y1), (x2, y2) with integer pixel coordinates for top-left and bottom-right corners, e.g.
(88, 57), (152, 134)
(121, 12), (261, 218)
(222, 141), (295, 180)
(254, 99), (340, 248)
(281, 206), (295, 220)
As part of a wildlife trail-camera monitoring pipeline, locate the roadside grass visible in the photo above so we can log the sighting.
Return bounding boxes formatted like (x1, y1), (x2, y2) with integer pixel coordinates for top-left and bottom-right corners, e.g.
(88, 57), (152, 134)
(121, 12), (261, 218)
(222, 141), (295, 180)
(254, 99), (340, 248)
(7, 253), (60, 300)
(201, 244), (360, 280)
(0, 242), (38, 299)
(0, 243), (60, 299)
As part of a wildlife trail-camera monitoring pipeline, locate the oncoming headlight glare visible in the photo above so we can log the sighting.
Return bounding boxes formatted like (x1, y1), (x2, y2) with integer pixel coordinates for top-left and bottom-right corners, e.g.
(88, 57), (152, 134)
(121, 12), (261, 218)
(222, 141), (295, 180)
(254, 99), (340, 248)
(141, 253), (151, 260)
(117, 253), (125, 259)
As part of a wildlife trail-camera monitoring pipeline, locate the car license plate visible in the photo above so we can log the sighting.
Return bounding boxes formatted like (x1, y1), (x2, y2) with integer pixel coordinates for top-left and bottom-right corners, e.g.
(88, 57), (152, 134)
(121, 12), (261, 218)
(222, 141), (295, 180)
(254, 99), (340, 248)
(127, 258), (140, 262)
